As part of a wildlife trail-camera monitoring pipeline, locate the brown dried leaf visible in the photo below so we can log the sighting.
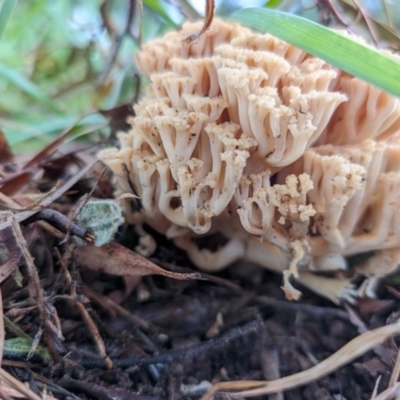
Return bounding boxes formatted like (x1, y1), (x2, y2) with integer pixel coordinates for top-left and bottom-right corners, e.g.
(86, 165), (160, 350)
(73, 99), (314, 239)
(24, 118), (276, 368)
(356, 298), (394, 315)
(74, 242), (201, 280)
(99, 104), (135, 132)
(23, 115), (91, 170)
(0, 115), (96, 196)
(0, 225), (36, 283)
(0, 170), (35, 196)
(0, 130), (13, 163)
(0, 160), (97, 231)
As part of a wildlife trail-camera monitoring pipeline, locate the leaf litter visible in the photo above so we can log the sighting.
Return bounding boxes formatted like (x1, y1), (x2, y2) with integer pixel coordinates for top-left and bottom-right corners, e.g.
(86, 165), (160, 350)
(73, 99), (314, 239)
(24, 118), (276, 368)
(2, 123), (400, 399)
(2, 4), (400, 400)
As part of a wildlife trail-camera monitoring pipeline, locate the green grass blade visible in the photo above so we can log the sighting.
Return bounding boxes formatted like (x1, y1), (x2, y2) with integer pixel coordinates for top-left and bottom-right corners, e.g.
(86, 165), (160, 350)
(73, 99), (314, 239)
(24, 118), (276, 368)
(0, 64), (61, 112)
(263, 0), (283, 8)
(143, 0), (179, 27)
(0, 0), (17, 40)
(230, 7), (400, 98)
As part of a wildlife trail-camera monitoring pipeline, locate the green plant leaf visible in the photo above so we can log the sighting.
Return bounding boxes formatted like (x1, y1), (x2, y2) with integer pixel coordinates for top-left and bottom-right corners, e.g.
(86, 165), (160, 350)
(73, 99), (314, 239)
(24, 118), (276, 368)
(230, 7), (400, 97)
(0, 64), (61, 112)
(263, 0), (283, 8)
(4, 337), (51, 361)
(143, 0), (179, 27)
(0, 0), (17, 40)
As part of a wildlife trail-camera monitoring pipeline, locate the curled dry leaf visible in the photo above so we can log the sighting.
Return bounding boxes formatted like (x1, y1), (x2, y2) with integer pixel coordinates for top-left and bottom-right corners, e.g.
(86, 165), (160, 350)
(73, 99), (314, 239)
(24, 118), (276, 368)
(74, 241), (202, 280)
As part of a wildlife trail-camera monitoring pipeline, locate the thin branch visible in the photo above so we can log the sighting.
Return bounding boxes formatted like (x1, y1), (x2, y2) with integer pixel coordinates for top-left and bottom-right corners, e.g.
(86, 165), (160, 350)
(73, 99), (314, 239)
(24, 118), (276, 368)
(70, 317), (263, 369)
(27, 208), (94, 243)
(101, 0), (138, 82)
(10, 214), (59, 360)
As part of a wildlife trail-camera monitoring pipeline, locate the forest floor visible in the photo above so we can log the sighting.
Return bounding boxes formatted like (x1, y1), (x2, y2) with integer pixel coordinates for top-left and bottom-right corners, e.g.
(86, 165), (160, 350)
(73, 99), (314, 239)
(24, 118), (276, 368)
(0, 135), (399, 400)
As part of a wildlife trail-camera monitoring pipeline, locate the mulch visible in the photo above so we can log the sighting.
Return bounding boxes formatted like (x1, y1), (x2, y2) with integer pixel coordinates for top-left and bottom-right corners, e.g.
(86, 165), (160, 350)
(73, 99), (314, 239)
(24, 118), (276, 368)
(3, 222), (398, 400)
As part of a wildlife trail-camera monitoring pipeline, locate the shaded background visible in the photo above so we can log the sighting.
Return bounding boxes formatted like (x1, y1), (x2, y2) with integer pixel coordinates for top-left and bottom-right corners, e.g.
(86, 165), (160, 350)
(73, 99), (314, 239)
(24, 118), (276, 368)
(1, 0), (399, 152)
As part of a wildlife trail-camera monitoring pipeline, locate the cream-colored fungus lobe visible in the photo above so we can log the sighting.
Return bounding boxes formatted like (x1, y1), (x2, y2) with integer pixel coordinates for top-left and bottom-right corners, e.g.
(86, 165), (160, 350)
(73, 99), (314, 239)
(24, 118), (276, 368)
(99, 19), (400, 303)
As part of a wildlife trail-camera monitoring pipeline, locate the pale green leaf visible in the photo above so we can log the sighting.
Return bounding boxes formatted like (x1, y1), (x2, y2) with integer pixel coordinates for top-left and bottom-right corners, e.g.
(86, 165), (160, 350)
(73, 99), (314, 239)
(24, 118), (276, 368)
(264, 0), (283, 8)
(0, 0), (17, 40)
(230, 7), (400, 97)
(0, 64), (61, 112)
(4, 337), (51, 361)
(142, 0), (178, 27)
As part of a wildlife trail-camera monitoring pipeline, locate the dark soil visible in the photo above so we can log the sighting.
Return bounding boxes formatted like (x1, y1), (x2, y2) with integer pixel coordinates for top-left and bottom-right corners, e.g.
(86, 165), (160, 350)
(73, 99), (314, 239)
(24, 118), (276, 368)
(3, 224), (398, 400)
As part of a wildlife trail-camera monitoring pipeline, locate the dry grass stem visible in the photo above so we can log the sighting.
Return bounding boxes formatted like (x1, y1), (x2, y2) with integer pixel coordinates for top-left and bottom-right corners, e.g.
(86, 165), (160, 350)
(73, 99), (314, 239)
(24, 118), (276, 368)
(10, 213), (51, 347)
(370, 375), (382, 399)
(259, 345), (283, 400)
(200, 319), (400, 399)
(0, 287), (4, 368)
(371, 382), (400, 400)
(27, 328), (42, 361)
(59, 252), (114, 370)
(74, 300), (114, 369)
(0, 368), (42, 400)
(389, 346), (400, 386)
(36, 221), (64, 239)
(0, 192), (22, 209)
(0, 160), (97, 231)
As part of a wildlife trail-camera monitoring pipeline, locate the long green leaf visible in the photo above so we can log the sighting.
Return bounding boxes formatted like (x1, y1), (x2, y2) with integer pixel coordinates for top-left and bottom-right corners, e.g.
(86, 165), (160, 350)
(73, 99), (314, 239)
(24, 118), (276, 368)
(143, 0), (178, 27)
(230, 7), (400, 98)
(0, 64), (61, 112)
(0, 0), (17, 40)
(263, 0), (283, 8)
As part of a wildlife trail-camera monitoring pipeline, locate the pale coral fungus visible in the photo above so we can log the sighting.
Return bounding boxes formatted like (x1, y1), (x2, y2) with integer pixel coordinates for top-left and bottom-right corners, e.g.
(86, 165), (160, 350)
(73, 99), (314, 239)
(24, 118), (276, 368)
(99, 19), (400, 304)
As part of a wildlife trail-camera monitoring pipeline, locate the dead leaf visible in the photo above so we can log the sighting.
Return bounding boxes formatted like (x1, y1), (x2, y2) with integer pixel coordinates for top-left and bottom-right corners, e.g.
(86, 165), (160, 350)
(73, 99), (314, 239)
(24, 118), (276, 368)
(353, 358), (387, 378)
(23, 114), (93, 170)
(99, 104), (135, 132)
(0, 115), (96, 196)
(0, 130), (13, 163)
(0, 225), (36, 283)
(356, 298), (394, 315)
(74, 242), (201, 280)
(107, 275), (141, 304)
(0, 160), (97, 231)
(0, 170), (35, 196)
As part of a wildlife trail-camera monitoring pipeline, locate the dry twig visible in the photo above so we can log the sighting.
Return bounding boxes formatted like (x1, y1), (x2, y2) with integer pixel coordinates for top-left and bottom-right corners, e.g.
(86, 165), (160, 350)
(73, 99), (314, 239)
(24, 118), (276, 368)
(0, 368), (42, 400)
(0, 160), (97, 231)
(57, 248), (114, 369)
(9, 213), (59, 360)
(371, 382), (400, 400)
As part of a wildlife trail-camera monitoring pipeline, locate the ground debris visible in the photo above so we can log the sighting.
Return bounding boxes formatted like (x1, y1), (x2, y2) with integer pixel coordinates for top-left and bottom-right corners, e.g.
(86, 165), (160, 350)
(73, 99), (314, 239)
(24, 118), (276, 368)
(1, 133), (400, 400)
